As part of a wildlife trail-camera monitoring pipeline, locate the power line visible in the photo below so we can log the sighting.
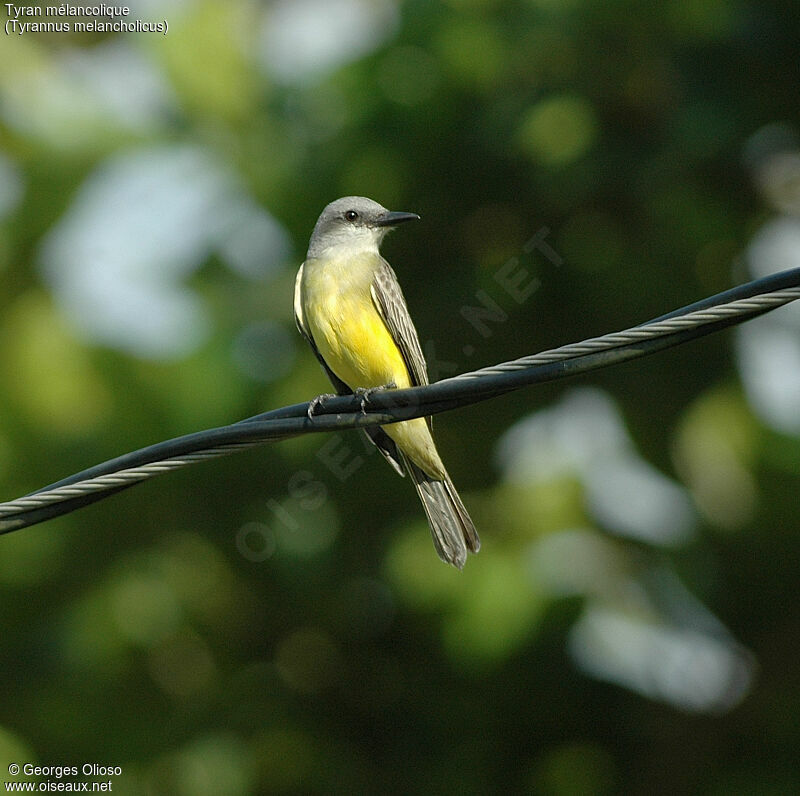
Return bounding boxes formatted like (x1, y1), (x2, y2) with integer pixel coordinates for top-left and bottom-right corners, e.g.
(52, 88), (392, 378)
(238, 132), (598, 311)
(2, 267), (799, 535)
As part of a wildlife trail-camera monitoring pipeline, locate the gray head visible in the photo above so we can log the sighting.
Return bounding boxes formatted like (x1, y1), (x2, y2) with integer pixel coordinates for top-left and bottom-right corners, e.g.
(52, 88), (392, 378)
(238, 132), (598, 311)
(306, 196), (419, 259)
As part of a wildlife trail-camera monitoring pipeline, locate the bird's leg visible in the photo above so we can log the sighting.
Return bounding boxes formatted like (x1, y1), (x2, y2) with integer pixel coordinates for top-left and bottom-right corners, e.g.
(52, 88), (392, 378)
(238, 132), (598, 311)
(307, 392), (337, 419)
(354, 382), (397, 414)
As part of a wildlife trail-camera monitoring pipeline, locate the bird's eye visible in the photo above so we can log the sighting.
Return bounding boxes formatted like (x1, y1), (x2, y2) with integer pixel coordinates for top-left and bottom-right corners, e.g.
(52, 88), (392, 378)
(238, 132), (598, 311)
(345, 210), (359, 222)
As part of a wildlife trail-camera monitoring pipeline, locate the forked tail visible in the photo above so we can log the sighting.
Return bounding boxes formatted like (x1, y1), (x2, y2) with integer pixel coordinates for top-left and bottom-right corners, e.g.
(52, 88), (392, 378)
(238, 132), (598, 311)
(403, 456), (480, 569)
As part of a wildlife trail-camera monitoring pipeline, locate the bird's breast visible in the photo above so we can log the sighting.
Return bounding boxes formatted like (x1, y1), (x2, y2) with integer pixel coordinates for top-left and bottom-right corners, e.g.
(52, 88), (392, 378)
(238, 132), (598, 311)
(301, 254), (410, 391)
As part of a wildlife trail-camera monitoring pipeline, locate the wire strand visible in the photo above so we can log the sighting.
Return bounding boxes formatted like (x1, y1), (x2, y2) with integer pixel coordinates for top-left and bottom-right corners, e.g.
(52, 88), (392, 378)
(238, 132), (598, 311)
(455, 288), (800, 378)
(2, 269), (799, 534)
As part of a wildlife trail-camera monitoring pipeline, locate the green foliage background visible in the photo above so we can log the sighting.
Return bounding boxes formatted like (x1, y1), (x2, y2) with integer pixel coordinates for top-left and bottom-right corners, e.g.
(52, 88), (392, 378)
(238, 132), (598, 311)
(1, 0), (800, 793)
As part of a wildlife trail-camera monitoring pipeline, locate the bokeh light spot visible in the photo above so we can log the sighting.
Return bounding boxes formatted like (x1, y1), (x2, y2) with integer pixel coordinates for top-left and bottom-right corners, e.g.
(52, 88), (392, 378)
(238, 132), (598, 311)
(518, 94), (598, 166)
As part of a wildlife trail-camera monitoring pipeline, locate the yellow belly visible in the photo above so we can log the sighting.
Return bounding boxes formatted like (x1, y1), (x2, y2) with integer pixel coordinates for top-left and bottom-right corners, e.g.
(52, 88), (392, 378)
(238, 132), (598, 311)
(301, 254), (445, 478)
(302, 253), (409, 391)
(312, 293), (410, 391)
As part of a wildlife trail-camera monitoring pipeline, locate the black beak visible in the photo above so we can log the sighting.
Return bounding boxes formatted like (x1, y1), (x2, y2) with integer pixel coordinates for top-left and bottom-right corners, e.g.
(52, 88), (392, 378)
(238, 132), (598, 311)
(376, 211), (420, 227)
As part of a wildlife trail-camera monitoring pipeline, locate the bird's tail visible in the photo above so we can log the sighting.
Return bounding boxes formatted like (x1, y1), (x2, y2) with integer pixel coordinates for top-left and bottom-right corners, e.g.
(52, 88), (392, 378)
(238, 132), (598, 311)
(403, 456), (480, 569)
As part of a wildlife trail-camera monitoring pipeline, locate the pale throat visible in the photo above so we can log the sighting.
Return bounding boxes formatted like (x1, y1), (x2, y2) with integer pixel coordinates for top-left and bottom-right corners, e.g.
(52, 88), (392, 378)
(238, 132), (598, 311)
(309, 227), (386, 262)
(332, 236), (381, 258)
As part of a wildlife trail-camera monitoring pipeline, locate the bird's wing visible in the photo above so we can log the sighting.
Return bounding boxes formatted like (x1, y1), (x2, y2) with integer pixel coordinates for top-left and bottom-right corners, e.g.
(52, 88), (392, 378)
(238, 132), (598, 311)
(370, 257), (430, 388)
(294, 262), (350, 395)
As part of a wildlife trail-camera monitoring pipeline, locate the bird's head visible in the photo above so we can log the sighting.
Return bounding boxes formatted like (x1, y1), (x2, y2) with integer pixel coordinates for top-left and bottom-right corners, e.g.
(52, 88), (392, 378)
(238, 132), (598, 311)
(306, 196), (419, 259)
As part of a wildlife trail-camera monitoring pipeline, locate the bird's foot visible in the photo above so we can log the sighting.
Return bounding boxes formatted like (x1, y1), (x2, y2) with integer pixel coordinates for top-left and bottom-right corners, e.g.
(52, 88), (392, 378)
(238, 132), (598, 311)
(307, 393), (337, 419)
(354, 382), (397, 413)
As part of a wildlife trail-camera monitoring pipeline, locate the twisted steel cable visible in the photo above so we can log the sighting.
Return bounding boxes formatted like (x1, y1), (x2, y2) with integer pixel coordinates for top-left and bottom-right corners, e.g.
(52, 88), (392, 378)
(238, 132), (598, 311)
(456, 287), (800, 379)
(1, 268), (799, 535)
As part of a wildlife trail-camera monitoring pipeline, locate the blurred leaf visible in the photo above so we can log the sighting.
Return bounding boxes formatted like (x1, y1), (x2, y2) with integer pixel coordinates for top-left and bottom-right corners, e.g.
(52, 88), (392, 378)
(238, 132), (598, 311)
(0, 291), (111, 434)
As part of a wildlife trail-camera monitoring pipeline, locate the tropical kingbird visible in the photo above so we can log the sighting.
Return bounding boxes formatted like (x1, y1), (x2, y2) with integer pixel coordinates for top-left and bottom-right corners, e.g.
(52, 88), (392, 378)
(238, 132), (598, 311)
(294, 197), (480, 568)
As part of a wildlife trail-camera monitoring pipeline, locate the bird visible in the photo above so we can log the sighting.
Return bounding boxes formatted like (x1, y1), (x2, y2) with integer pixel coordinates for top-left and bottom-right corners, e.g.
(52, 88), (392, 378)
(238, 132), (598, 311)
(294, 196), (480, 569)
